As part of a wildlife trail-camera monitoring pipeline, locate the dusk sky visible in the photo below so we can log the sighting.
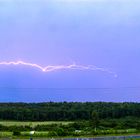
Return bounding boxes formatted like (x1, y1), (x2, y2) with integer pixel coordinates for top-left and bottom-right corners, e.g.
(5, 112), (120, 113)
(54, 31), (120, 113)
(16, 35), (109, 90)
(0, 0), (140, 102)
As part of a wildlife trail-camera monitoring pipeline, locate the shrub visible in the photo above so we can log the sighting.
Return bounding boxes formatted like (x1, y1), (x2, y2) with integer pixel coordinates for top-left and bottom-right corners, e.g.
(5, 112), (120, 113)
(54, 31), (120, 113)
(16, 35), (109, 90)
(13, 131), (21, 136)
(56, 128), (68, 136)
(47, 131), (57, 137)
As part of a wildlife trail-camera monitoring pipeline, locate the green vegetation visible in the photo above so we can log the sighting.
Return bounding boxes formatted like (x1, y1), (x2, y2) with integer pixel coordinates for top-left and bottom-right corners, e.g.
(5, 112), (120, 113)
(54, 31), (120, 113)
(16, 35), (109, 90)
(128, 139), (140, 140)
(0, 118), (139, 138)
(0, 102), (140, 121)
(0, 121), (72, 127)
(0, 102), (140, 138)
(91, 111), (99, 131)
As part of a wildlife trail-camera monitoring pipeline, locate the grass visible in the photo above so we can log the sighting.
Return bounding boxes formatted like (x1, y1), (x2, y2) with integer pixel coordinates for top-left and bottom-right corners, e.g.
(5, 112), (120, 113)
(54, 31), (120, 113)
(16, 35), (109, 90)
(0, 131), (49, 138)
(0, 131), (140, 139)
(0, 121), (140, 139)
(0, 121), (73, 127)
(0, 131), (12, 137)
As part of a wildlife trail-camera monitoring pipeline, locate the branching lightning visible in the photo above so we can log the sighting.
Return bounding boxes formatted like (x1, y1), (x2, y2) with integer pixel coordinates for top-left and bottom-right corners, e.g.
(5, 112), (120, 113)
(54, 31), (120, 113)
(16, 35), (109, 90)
(0, 61), (117, 77)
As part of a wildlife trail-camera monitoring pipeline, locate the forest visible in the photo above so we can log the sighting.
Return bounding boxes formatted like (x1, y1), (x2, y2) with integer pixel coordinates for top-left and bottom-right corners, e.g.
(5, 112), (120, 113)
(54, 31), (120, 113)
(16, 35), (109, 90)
(0, 102), (140, 121)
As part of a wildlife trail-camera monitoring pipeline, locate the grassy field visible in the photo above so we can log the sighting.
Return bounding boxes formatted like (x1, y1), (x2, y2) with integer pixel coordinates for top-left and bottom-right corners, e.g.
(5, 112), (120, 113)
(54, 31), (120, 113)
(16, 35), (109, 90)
(0, 131), (49, 137)
(0, 121), (140, 139)
(0, 121), (73, 127)
(0, 131), (140, 139)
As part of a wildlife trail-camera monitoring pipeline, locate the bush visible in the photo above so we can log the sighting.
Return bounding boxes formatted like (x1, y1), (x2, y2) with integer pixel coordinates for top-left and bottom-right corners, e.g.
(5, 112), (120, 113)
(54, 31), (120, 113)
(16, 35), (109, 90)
(13, 131), (21, 136)
(47, 131), (57, 137)
(56, 128), (68, 136)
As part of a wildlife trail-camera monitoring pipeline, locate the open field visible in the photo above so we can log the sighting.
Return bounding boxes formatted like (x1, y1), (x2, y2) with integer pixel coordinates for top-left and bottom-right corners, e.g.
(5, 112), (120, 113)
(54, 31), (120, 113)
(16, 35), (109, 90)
(0, 121), (140, 139)
(0, 121), (73, 127)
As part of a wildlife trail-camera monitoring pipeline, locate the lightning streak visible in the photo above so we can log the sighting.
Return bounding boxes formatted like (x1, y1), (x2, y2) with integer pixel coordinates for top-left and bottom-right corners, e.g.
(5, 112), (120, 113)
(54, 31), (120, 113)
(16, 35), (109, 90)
(0, 61), (117, 77)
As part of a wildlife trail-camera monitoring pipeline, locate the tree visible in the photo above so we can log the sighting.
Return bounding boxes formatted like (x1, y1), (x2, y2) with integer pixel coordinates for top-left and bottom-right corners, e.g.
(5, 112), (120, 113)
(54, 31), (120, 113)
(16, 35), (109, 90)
(91, 111), (100, 131)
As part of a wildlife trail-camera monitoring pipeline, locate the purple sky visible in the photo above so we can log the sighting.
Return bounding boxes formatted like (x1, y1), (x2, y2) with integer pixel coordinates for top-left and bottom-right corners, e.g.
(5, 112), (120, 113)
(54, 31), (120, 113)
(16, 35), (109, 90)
(0, 0), (140, 102)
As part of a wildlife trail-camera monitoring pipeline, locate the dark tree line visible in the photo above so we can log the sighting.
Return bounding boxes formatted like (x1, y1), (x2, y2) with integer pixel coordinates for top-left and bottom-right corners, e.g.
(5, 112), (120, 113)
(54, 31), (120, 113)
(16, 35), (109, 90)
(0, 102), (140, 121)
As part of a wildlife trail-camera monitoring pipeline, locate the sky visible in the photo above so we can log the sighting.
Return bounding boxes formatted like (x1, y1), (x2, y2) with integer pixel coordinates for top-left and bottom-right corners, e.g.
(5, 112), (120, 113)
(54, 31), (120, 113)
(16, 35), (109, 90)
(0, 0), (140, 102)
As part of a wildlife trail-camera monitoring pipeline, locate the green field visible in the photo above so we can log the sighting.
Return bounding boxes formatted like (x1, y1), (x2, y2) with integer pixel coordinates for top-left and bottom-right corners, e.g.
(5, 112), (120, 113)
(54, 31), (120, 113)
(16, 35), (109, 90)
(0, 121), (140, 139)
(0, 121), (73, 127)
(0, 131), (49, 137)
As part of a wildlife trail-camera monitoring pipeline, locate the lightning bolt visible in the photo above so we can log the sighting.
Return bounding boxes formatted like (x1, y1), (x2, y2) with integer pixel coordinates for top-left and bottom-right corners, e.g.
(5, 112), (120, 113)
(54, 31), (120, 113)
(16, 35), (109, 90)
(0, 61), (117, 77)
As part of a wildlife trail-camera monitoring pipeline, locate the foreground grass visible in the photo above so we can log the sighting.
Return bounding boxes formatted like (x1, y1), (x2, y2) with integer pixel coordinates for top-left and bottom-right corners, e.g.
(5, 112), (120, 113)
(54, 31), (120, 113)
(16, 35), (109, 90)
(0, 131), (140, 139)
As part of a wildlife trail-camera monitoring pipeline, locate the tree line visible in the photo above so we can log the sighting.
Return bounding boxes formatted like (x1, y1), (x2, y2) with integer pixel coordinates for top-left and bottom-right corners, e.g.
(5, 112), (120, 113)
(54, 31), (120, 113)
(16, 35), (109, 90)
(0, 102), (140, 121)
